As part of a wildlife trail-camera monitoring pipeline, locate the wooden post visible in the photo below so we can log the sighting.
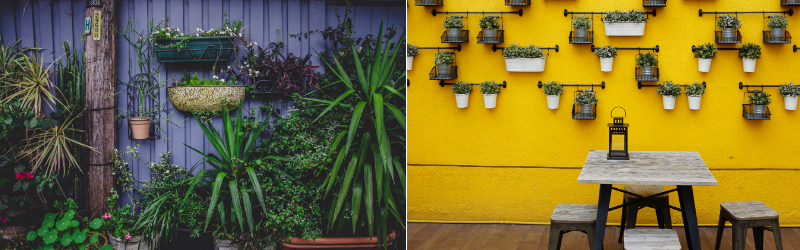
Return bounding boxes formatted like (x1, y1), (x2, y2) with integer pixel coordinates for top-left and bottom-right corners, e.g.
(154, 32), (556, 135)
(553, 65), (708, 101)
(85, 0), (117, 215)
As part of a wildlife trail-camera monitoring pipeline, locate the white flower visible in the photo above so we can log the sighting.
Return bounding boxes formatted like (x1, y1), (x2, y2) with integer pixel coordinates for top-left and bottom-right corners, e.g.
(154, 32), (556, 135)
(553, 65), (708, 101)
(196, 34), (200, 37)
(254, 42), (257, 45)
(221, 79), (226, 82)
(212, 75), (218, 79)
(238, 33), (243, 37)
(227, 65), (231, 69)
(196, 28), (201, 31)
(255, 71), (259, 74)
(176, 27), (180, 31)
(166, 33), (170, 36)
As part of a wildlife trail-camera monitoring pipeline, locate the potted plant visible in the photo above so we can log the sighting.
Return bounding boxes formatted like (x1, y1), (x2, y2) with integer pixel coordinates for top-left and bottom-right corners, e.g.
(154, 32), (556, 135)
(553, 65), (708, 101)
(542, 80), (564, 109)
(657, 81), (682, 110)
(167, 71), (245, 113)
(738, 43), (761, 73)
(636, 53), (658, 79)
(101, 189), (152, 250)
(25, 199), (112, 250)
(603, 10), (648, 36)
(502, 43), (546, 72)
(749, 91), (772, 115)
(480, 16), (501, 42)
(767, 15), (789, 41)
(779, 83), (800, 110)
(435, 52), (455, 78)
(684, 82), (706, 110)
(407, 44), (418, 71)
(150, 16), (244, 62)
(231, 42), (320, 95)
(443, 16), (465, 42)
(572, 16), (592, 42)
(694, 43), (717, 72)
(717, 14), (742, 41)
(575, 91), (598, 115)
(594, 45), (617, 72)
(453, 81), (472, 108)
(481, 80), (501, 109)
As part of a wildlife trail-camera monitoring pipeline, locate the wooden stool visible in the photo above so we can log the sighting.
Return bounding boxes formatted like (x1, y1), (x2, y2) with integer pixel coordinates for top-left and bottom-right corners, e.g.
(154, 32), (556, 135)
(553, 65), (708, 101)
(623, 229), (681, 250)
(618, 185), (673, 243)
(549, 204), (598, 250)
(714, 201), (783, 250)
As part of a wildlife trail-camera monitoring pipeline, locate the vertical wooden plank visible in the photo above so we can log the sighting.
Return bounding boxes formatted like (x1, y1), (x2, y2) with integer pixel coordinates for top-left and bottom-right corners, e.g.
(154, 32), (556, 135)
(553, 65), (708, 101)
(324, 4), (336, 52)
(268, 0), (282, 46)
(208, 0), (222, 30)
(308, 0), (324, 73)
(388, 5), (404, 32)
(131, 0), (151, 183)
(168, 0), (186, 169)
(286, 0), (300, 55)
(58, 0), (74, 50)
(152, 0), (168, 174)
(71, 0), (86, 56)
(35, 0), (54, 63)
(299, 0), (308, 56)
(353, 6), (370, 38)
(51, 0), (61, 55)
(115, 0), (131, 183)
(0, 0), (18, 43)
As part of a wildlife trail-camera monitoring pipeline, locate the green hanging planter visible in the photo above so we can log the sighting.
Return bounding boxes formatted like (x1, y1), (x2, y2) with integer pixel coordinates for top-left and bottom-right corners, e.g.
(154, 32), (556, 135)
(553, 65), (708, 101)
(154, 36), (236, 63)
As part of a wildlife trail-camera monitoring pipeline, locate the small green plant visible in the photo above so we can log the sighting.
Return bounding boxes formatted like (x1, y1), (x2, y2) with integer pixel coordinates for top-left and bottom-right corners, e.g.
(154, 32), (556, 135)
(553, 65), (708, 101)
(452, 81), (472, 95)
(575, 91), (598, 105)
(635, 53), (658, 67)
(443, 16), (464, 28)
(479, 16), (500, 29)
(26, 199), (111, 250)
(768, 15), (789, 28)
(684, 82), (706, 96)
(603, 10), (648, 23)
(779, 83), (800, 97)
(434, 52), (455, 65)
(480, 81), (501, 95)
(626, 9), (648, 22)
(407, 44), (419, 57)
(738, 43), (762, 60)
(525, 45), (545, 58)
(716, 14), (742, 29)
(594, 45), (617, 58)
(179, 70), (236, 86)
(542, 80), (563, 96)
(749, 91), (772, 105)
(572, 16), (592, 29)
(693, 43), (717, 59)
(657, 81), (683, 97)
(502, 43), (545, 58)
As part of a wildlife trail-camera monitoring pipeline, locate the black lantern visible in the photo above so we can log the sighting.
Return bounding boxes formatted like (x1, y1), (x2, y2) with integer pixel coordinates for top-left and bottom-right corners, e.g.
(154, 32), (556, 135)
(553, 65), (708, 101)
(607, 106), (629, 160)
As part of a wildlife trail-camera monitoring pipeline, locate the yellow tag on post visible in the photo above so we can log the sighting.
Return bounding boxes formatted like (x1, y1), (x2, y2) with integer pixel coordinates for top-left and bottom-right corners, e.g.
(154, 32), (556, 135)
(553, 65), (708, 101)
(92, 11), (102, 40)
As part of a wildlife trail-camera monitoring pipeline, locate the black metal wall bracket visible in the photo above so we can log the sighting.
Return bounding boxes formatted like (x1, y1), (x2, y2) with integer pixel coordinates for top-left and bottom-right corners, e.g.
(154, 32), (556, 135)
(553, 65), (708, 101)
(691, 45), (745, 52)
(739, 82), (782, 89)
(699, 9), (793, 17)
(794, 45), (798, 52)
(439, 80), (508, 88)
(432, 9), (523, 17)
(639, 81), (706, 89)
(591, 45), (659, 52)
(417, 45), (462, 52)
(565, 9), (656, 17)
(537, 81), (605, 89)
(492, 44), (559, 52)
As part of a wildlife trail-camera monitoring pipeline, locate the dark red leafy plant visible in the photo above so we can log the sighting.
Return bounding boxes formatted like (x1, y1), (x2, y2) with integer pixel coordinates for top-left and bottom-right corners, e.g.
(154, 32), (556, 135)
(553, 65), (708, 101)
(230, 42), (320, 95)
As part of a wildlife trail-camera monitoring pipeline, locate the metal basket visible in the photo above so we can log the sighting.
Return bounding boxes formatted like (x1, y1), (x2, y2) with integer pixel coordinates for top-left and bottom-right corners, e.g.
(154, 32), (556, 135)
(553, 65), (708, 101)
(569, 30), (593, 44)
(414, 0), (443, 6)
(781, 0), (800, 6)
(572, 104), (597, 120)
(642, 0), (666, 7)
(505, 0), (530, 6)
(635, 66), (660, 82)
(429, 66), (458, 80)
(763, 30), (792, 44)
(742, 104), (771, 120)
(441, 30), (470, 43)
(715, 30), (743, 44)
(477, 30), (504, 44)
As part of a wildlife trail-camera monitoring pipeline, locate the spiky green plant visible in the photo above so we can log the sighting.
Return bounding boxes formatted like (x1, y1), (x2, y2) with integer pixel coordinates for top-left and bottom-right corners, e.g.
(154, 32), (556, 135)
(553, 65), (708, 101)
(1, 53), (57, 116)
(0, 37), (28, 80)
(17, 109), (94, 175)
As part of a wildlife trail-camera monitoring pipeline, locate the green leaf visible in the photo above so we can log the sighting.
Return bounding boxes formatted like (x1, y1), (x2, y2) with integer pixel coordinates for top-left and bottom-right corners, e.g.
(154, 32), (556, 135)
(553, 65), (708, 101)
(89, 235), (98, 244)
(41, 220), (54, 229)
(60, 236), (72, 246)
(70, 220), (79, 228)
(56, 219), (70, 231)
(30, 117), (38, 127)
(44, 245), (54, 250)
(26, 231), (36, 241)
(78, 244), (87, 250)
(372, 93), (392, 172)
(384, 103), (405, 132)
(245, 167), (267, 216)
(13, 165), (24, 173)
(229, 181), (245, 232)
(203, 172), (226, 231)
(99, 245), (113, 250)
(72, 231), (86, 243)
(3, 117), (10, 124)
(313, 90), (355, 122)
(351, 180), (363, 232)
(64, 210), (75, 220)
(241, 187), (254, 234)
(88, 218), (102, 229)
(12, 182), (20, 192)
(44, 213), (56, 222)
(332, 157), (358, 224)
(43, 231), (58, 244)
(382, 85), (406, 100)
(364, 163), (375, 237)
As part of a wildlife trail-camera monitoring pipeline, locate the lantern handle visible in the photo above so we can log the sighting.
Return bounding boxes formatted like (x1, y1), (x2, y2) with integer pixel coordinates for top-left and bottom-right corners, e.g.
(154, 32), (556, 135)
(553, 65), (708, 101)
(610, 106), (626, 119)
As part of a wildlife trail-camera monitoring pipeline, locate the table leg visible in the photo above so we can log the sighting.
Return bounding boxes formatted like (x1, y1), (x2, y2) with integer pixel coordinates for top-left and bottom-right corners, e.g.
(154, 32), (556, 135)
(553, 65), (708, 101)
(594, 184), (612, 250)
(678, 185), (702, 250)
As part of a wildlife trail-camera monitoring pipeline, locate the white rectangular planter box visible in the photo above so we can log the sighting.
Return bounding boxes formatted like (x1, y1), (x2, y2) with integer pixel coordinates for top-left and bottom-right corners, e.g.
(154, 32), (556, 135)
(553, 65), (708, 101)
(504, 58), (546, 72)
(603, 22), (646, 36)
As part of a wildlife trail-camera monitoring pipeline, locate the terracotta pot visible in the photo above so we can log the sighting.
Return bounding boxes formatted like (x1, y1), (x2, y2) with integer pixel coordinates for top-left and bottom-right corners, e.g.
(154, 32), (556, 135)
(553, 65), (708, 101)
(88, 231), (109, 246)
(130, 118), (152, 140)
(281, 231), (396, 250)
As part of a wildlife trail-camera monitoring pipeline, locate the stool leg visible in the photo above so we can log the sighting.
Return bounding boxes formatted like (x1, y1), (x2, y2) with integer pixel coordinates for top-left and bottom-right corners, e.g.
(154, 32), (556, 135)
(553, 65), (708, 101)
(771, 220), (783, 250)
(662, 206), (673, 229)
(656, 206), (665, 229)
(549, 227), (562, 250)
(732, 222), (746, 250)
(715, 211), (726, 250)
(626, 204), (639, 231)
(619, 204), (628, 243)
(754, 227), (764, 250)
(586, 226), (596, 250)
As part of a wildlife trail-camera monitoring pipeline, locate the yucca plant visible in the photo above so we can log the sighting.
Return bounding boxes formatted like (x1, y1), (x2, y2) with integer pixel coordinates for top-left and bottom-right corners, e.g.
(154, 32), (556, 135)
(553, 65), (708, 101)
(307, 20), (406, 247)
(185, 108), (270, 235)
(0, 37), (28, 80)
(1, 53), (57, 116)
(17, 109), (93, 175)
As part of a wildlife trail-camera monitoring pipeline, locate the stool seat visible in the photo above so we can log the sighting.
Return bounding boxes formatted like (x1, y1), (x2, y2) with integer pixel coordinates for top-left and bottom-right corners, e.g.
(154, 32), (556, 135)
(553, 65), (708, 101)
(624, 185), (668, 200)
(551, 204), (598, 224)
(721, 201), (779, 220)
(623, 229), (681, 250)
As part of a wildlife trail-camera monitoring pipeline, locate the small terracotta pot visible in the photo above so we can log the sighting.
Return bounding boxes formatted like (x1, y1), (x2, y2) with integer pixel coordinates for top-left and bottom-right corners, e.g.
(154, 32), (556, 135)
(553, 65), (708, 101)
(281, 231), (396, 250)
(130, 118), (151, 140)
(88, 231), (109, 246)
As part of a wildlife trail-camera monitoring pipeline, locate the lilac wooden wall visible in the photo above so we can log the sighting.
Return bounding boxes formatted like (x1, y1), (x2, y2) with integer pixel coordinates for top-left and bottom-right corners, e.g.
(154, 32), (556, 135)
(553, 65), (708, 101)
(0, 0), (404, 192)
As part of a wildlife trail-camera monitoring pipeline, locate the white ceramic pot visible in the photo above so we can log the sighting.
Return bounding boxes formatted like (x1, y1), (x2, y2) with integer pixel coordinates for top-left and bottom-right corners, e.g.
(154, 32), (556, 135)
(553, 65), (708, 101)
(785, 95), (798, 110)
(688, 95), (702, 110)
(603, 22), (646, 36)
(546, 95), (560, 109)
(504, 58), (546, 72)
(698, 58), (712, 72)
(455, 94), (469, 108)
(662, 95), (676, 110)
(108, 234), (153, 250)
(483, 94), (497, 108)
(600, 57), (614, 72)
(406, 56), (413, 71)
(742, 58), (757, 73)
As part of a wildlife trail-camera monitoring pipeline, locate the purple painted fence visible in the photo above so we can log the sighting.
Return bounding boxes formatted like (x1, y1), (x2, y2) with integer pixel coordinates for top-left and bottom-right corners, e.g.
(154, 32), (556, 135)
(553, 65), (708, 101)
(0, 0), (404, 197)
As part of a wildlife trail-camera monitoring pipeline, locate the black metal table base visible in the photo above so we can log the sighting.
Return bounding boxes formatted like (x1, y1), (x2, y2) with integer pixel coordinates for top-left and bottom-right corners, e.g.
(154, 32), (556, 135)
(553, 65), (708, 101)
(593, 184), (702, 250)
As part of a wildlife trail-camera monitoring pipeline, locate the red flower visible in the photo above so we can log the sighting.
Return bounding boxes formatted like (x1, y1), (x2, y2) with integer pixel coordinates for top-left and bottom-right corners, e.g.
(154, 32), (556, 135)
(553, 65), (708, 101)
(15, 172), (33, 180)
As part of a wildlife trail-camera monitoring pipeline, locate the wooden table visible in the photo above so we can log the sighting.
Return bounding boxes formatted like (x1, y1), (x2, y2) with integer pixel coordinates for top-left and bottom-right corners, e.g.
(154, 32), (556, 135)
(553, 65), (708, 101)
(579, 151), (717, 250)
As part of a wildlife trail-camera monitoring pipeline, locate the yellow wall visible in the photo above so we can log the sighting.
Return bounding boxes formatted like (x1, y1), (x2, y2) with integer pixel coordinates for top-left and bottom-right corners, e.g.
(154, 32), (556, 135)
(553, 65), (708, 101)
(407, 0), (800, 226)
